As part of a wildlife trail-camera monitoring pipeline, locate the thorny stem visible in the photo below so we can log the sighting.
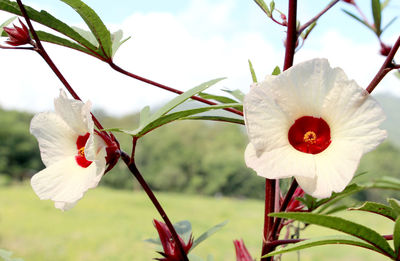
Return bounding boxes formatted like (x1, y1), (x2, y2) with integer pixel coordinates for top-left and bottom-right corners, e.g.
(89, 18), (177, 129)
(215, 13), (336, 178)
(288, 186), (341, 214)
(366, 35), (400, 94)
(15, 0), (105, 132)
(298, 0), (340, 35)
(120, 151), (189, 261)
(108, 62), (244, 117)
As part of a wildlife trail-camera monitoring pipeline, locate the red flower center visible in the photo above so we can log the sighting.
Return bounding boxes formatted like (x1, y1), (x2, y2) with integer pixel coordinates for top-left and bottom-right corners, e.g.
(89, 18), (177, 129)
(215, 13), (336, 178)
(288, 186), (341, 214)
(75, 132), (92, 168)
(288, 116), (331, 154)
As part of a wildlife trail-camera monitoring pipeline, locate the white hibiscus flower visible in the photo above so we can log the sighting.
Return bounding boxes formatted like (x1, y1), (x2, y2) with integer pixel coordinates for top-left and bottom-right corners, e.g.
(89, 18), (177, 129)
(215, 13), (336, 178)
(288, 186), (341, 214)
(30, 90), (107, 210)
(244, 58), (387, 198)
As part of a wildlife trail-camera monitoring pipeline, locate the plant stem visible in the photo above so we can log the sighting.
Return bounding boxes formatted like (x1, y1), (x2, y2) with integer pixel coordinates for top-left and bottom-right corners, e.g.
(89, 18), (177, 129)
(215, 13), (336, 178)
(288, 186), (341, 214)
(261, 179), (276, 261)
(366, 35), (400, 94)
(298, 0), (340, 35)
(283, 0), (298, 71)
(15, 0), (105, 131)
(120, 151), (189, 261)
(109, 62), (243, 116)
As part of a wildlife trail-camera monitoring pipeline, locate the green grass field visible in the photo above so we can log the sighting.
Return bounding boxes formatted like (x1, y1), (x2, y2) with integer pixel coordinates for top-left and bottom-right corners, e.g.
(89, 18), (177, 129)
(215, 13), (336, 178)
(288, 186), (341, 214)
(0, 184), (395, 260)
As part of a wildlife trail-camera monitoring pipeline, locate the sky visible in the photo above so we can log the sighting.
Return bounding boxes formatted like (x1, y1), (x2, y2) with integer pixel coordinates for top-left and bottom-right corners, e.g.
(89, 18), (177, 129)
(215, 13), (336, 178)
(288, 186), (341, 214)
(0, 0), (399, 115)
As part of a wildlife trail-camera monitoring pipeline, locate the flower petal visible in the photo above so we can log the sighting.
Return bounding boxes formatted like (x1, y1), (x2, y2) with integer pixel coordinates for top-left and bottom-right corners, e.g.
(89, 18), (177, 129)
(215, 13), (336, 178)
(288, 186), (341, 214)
(245, 143), (316, 179)
(54, 90), (93, 134)
(31, 156), (105, 211)
(322, 80), (387, 153)
(30, 112), (76, 167)
(297, 140), (362, 198)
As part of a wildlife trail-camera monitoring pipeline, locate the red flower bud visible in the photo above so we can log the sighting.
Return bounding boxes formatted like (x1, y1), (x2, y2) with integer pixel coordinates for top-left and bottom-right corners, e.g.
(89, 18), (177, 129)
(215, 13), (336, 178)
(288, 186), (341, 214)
(94, 131), (121, 173)
(3, 18), (31, 46)
(342, 0), (355, 4)
(379, 42), (392, 57)
(234, 239), (253, 261)
(153, 219), (193, 261)
(280, 187), (305, 212)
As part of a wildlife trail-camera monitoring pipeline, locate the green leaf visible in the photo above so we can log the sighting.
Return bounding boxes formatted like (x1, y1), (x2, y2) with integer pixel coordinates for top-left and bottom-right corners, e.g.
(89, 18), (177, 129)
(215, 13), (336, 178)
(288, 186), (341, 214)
(349, 202), (397, 221)
(323, 204), (350, 215)
(198, 92), (242, 105)
(180, 115), (244, 125)
(371, 0), (382, 36)
(35, 30), (97, 56)
(269, 212), (395, 258)
(222, 89), (245, 102)
(314, 184), (364, 212)
(135, 103), (242, 137)
(146, 78), (225, 125)
(254, 0), (271, 17)
(342, 9), (375, 32)
(388, 199), (400, 216)
(263, 235), (385, 258)
(271, 66), (281, 75)
(269, 0), (275, 13)
(301, 21), (316, 40)
(111, 29), (130, 57)
(382, 0), (391, 9)
(192, 220), (228, 250)
(248, 59), (258, 83)
(0, 0), (99, 53)
(394, 217), (400, 255)
(71, 26), (98, 47)
(381, 16), (398, 33)
(60, 0), (112, 57)
(371, 176), (400, 190)
(138, 106), (151, 128)
(0, 16), (16, 37)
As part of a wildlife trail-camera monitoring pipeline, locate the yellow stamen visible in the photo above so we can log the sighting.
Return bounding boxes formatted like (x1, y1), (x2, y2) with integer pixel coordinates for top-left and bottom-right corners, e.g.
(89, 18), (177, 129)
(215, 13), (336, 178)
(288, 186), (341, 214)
(303, 131), (317, 144)
(78, 147), (85, 157)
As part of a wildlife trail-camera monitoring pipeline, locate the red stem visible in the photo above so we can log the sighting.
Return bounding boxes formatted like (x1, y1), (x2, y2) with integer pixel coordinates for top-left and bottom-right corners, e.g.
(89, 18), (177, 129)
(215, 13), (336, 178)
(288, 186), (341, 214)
(283, 0), (298, 71)
(15, 0), (105, 131)
(120, 151), (189, 261)
(366, 36), (400, 94)
(261, 179), (276, 261)
(298, 0), (340, 35)
(108, 62), (243, 116)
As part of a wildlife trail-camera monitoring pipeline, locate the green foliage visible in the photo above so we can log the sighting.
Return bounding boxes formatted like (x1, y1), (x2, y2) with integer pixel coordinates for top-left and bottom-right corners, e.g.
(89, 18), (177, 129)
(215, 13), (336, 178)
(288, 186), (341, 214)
(248, 59), (258, 83)
(349, 201), (397, 221)
(0, 108), (42, 180)
(0, 249), (23, 261)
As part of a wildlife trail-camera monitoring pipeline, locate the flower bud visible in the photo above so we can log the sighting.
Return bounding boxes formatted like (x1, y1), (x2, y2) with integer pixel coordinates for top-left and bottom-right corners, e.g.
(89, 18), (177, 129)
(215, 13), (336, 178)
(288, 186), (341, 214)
(234, 239), (253, 261)
(3, 18), (31, 46)
(379, 42), (392, 57)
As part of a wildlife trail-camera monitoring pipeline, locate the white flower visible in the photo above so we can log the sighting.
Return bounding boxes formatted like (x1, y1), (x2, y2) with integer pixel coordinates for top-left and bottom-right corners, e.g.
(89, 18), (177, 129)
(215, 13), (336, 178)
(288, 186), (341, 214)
(244, 58), (387, 198)
(30, 90), (107, 210)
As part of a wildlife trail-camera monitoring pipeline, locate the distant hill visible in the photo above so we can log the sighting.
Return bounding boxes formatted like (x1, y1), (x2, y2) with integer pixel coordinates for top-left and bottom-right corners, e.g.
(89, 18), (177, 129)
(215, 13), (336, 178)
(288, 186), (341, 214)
(375, 94), (400, 147)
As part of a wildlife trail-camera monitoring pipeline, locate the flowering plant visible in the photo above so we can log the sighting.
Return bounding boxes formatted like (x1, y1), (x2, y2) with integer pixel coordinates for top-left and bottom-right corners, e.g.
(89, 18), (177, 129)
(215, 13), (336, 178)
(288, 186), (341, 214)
(1, 0), (400, 260)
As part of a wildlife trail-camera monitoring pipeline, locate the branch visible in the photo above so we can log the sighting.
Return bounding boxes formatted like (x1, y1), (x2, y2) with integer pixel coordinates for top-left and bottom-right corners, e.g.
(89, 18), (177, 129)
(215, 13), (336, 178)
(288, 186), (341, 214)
(366, 35), (400, 94)
(283, 0), (298, 71)
(109, 62), (243, 116)
(298, 0), (340, 35)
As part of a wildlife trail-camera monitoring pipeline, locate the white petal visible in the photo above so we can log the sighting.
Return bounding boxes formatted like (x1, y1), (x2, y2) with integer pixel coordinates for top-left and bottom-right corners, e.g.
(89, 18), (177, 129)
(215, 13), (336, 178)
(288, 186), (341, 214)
(85, 133), (107, 162)
(322, 81), (386, 153)
(30, 112), (77, 167)
(244, 85), (290, 152)
(297, 140), (362, 198)
(267, 58), (348, 120)
(31, 156), (105, 211)
(245, 143), (316, 179)
(54, 90), (93, 134)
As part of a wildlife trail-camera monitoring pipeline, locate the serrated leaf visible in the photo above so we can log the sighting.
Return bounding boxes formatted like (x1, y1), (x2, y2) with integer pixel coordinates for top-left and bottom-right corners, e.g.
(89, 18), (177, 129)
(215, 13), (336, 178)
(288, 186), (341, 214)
(349, 202), (397, 221)
(254, 0), (271, 17)
(389, 199), (400, 216)
(394, 217), (400, 255)
(111, 29), (130, 57)
(138, 106), (151, 128)
(371, 0), (382, 36)
(263, 235), (385, 258)
(71, 26), (98, 47)
(342, 9), (375, 32)
(248, 59), (258, 83)
(134, 103), (242, 137)
(271, 66), (281, 75)
(269, 212), (395, 258)
(0, 0), (99, 52)
(146, 78), (225, 124)
(198, 92), (241, 105)
(35, 30), (98, 57)
(0, 16), (16, 37)
(60, 0), (112, 57)
(222, 89), (245, 102)
(180, 115), (244, 125)
(192, 220), (228, 250)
